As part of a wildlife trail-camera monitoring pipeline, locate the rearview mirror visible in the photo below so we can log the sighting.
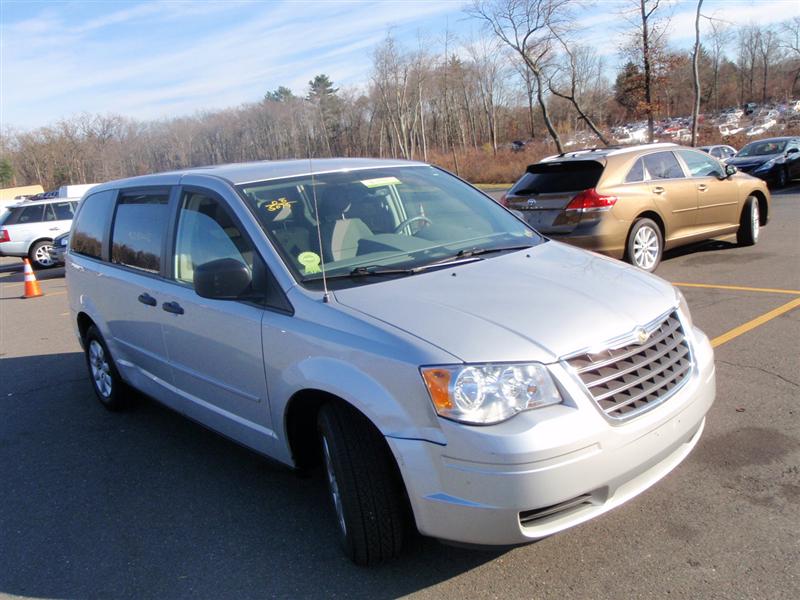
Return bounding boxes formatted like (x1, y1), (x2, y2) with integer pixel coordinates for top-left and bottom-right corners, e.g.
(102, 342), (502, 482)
(194, 258), (252, 300)
(725, 164), (737, 178)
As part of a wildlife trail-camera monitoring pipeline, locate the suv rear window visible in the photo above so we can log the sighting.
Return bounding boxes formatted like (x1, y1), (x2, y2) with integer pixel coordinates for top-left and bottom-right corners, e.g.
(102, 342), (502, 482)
(512, 161), (603, 194)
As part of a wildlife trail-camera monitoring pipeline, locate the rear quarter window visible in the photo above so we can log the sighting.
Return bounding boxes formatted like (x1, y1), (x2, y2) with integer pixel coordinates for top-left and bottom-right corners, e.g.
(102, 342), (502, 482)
(512, 161), (604, 194)
(6, 204), (45, 225)
(71, 190), (115, 259)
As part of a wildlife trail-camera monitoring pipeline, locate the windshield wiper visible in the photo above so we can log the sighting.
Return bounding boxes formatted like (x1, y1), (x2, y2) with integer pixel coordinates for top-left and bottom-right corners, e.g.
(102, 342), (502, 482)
(304, 265), (417, 282)
(455, 244), (534, 259)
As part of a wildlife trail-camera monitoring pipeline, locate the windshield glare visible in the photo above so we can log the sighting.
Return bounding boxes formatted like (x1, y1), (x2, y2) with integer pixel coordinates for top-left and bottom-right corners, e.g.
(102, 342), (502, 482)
(238, 166), (540, 286)
(737, 141), (786, 157)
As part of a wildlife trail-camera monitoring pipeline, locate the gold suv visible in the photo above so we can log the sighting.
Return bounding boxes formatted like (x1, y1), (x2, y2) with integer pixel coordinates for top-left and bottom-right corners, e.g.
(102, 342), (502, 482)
(502, 143), (771, 271)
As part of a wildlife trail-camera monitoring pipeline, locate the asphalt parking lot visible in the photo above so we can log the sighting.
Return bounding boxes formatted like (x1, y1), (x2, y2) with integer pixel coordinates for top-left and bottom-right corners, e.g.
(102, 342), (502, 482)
(1, 186), (798, 599)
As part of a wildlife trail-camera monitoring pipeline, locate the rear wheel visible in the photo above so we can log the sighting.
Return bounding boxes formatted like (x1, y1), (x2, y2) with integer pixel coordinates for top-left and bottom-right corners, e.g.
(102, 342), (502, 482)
(626, 218), (663, 272)
(317, 401), (405, 565)
(84, 325), (131, 411)
(29, 240), (55, 269)
(737, 196), (760, 246)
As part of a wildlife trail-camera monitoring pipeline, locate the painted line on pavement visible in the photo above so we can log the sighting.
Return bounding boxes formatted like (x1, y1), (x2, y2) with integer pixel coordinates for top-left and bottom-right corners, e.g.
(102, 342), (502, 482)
(674, 282), (800, 296)
(711, 297), (800, 348)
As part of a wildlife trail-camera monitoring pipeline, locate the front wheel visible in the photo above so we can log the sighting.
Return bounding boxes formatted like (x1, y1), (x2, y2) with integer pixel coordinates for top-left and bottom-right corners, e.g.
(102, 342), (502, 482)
(626, 218), (663, 272)
(737, 196), (760, 246)
(29, 240), (55, 269)
(317, 401), (405, 565)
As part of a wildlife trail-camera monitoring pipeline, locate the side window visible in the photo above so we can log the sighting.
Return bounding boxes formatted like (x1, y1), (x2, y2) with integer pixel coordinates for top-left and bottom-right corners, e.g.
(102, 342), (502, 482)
(678, 150), (724, 178)
(174, 191), (257, 286)
(16, 205), (44, 224)
(111, 190), (170, 273)
(71, 190), (115, 259)
(625, 158), (645, 183)
(43, 205), (57, 221)
(710, 148), (721, 158)
(642, 152), (685, 180)
(52, 201), (76, 220)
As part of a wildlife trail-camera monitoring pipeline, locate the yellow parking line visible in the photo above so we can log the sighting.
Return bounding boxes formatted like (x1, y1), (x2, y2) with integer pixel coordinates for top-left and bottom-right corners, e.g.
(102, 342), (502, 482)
(674, 282), (800, 296)
(711, 297), (800, 348)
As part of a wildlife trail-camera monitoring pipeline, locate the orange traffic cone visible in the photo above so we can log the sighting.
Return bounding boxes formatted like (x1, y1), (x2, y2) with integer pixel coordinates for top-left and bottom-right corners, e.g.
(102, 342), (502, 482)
(22, 258), (43, 298)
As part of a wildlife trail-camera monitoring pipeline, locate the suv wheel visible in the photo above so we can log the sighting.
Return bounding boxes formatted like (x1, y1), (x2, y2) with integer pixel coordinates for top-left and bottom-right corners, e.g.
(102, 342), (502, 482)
(317, 401), (405, 565)
(29, 240), (55, 269)
(737, 196), (760, 246)
(84, 325), (131, 411)
(626, 218), (663, 272)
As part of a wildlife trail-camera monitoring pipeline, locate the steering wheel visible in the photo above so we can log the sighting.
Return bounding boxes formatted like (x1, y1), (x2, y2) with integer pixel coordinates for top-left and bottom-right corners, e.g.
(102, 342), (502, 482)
(393, 215), (432, 234)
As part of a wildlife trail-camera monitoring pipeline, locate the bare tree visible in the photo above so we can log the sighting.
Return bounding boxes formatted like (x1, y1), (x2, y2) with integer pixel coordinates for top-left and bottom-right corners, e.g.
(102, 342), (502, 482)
(780, 17), (800, 94)
(548, 33), (610, 145)
(468, 0), (570, 152)
(620, 0), (671, 143)
(757, 27), (780, 103)
(704, 16), (732, 111)
(691, 0), (704, 147)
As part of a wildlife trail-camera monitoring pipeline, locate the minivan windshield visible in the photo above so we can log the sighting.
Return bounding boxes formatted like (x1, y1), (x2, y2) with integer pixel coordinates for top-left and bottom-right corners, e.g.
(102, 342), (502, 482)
(737, 140), (787, 157)
(238, 166), (541, 287)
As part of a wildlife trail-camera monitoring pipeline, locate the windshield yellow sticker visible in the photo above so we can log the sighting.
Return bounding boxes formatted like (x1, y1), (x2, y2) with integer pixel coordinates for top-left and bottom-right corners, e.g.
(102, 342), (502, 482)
(360, 176), (401, 188)
(297, 251), (322, 275)
(266, 198), (290, 211)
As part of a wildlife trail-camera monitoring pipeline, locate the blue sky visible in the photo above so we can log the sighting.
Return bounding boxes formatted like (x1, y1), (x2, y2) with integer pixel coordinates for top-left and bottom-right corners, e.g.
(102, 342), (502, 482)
(2, 0), (798, 129)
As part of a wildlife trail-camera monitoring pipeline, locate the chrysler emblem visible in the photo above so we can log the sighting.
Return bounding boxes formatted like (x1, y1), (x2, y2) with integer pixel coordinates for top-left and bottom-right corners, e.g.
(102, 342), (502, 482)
(636, 327), (649, 344)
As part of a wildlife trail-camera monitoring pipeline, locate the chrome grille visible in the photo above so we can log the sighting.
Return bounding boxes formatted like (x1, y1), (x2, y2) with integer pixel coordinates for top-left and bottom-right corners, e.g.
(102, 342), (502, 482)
(566, 312), (692, 420)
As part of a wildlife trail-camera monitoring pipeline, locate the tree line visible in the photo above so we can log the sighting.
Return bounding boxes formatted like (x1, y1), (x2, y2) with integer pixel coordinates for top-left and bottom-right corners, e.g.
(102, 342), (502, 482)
(2, 1), (799, 189)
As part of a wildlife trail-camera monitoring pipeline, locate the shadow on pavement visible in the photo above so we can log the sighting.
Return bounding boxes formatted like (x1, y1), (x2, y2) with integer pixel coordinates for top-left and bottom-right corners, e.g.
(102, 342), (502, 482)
(0, 353), (503, 599)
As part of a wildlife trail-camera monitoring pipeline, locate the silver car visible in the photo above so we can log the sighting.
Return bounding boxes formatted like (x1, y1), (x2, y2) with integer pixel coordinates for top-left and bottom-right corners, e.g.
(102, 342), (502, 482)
(0, 198), (78, 268)
(67, 159), (716, 564)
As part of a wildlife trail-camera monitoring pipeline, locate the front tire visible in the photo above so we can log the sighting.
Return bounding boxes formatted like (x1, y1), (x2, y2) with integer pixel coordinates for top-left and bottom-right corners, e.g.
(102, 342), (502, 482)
(626, 218), (663, 272)
(317, 401), (405, 565)
(84, 325), (131, 411)
(737, 196), (760, 246)
(29, 240), (55, 269)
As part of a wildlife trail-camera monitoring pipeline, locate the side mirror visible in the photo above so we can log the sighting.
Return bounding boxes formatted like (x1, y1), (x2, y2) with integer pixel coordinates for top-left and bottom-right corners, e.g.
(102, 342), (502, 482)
(194, 258), (252, 300)
(725, 164), (738, 178)
(787, 147), (799, 154)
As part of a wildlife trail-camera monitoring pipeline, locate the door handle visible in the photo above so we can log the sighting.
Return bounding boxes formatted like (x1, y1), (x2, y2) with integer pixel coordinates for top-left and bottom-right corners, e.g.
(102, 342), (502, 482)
(653, 186), (665, 195)
(138, 293), (157, 306)
(162, 301), (184, 315)
(697, 184), (708, 192)
(49, 227), (60, 231)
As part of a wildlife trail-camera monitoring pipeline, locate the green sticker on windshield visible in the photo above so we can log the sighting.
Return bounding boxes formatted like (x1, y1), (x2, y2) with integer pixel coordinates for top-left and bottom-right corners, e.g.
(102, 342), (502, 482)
(298, 251), (322, 275)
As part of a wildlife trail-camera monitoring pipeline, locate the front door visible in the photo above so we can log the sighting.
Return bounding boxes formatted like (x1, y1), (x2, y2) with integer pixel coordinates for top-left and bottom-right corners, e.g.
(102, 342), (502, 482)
(159, 188), (272, 432)
(677, 149), (740, 228)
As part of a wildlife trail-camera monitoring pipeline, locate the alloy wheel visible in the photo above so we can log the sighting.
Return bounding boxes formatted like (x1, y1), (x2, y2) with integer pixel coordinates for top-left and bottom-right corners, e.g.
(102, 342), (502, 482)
(322, 435), (347, 537)
(89, 340), (113, 398)
(633, 226), (659, 270)
(34, 244), (55, 267)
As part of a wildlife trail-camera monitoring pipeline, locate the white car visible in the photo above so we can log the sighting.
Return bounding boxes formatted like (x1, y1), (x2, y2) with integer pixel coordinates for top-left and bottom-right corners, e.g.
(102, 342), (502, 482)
(0, 198), (79, 268)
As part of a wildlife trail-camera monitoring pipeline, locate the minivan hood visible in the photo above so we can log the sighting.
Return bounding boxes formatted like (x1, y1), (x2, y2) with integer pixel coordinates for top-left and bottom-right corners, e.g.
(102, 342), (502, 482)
(333, 242), (678, 364)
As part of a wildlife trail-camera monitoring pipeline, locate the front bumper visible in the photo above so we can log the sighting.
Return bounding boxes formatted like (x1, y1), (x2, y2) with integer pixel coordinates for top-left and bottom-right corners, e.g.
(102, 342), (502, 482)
(388, 326), (715, 546)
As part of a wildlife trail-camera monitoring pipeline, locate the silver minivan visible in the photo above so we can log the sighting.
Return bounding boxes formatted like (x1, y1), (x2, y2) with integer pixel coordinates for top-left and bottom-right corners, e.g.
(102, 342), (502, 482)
(67, 159), (716, 564)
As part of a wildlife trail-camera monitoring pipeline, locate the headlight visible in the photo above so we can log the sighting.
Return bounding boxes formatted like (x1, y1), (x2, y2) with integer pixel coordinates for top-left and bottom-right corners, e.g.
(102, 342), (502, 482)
(60, 237), (69, 247)
(677, 289), (693, 331)
(421, 363), (562, 425)
(755, 158), (777, 171)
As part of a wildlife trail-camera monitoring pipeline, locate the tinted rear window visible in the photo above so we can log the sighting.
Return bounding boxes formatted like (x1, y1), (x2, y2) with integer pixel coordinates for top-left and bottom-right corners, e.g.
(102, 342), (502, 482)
(71, 190), (115, 259)
(7, 204), (45, 225)
(512, 161), (603, 194)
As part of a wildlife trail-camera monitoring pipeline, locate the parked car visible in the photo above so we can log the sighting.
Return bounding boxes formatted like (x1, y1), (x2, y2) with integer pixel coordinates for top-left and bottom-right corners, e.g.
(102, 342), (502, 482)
(50, 231), (70, 265)
(501, 143), (770, 271)
(698, 144), (737, 161)
(0, 197), (79, 268)
(727, 137), (800, 187)
(66, 158), (715, 565)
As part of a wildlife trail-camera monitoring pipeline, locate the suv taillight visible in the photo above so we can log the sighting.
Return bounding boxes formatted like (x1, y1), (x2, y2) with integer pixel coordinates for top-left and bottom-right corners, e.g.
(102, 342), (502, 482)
(0, 229), (9, 243)
(565, 188), (618, 212)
